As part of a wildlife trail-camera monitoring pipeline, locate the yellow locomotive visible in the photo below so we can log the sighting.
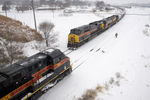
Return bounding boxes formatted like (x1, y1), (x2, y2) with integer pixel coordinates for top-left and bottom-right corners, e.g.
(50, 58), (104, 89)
(67, 15), (120, 49)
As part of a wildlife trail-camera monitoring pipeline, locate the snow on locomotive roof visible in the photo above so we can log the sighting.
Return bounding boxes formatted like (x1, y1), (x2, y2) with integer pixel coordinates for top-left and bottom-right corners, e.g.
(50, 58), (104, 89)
(19, 48), (55, 66)
(45, 48), (54, 52)
(41, 48), (64, 59)
(19, 53), (47, 66)
(37, 55), (47, 59)
(42, 48), (54, 55)
(0, 48), (61, 75)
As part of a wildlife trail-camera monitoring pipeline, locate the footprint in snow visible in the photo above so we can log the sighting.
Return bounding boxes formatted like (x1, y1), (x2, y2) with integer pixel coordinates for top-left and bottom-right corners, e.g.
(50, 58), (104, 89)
(96, 48), (101, 52)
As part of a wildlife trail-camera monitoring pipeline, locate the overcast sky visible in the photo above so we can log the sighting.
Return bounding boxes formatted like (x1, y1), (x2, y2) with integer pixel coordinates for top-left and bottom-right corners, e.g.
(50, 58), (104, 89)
(86, 0), (150, 4)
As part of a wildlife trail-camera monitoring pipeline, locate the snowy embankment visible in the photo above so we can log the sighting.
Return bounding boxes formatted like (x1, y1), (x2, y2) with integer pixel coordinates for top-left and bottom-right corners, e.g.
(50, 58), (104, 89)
(1, 7), (150, 100)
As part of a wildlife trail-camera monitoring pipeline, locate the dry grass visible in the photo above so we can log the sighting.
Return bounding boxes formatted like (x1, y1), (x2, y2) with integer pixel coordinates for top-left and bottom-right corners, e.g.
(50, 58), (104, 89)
(116, 72), (121, 78)
(109, 77), (115, 84)
(78, 89), (97, 100)
(115, 81), (120, 87)
(104, 83), (109, 90)
(96, 85), (103, 92)
(0, 15), (43, 43)
(78, 72), (124, 100)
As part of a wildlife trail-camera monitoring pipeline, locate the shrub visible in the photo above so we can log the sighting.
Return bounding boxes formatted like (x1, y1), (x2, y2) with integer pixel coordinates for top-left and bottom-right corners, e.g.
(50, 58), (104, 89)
(78, 89), (97, 100)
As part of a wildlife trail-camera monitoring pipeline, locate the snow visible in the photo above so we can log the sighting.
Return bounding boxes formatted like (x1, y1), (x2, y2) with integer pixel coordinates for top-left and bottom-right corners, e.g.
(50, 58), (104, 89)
(1, 7), (150, 100)
(40, 7), (150, 100)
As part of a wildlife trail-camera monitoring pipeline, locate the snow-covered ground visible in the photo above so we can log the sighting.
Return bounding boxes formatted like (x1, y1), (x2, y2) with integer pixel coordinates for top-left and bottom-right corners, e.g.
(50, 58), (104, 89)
(1, 7), (150, 100)
(40, 7), (150, 100)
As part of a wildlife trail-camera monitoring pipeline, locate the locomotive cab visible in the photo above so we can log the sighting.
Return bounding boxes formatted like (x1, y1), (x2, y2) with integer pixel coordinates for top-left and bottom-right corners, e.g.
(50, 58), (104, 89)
(68, 25), (91, 48)
(43, 49), (66, 66)
(68, 29), (80, 48)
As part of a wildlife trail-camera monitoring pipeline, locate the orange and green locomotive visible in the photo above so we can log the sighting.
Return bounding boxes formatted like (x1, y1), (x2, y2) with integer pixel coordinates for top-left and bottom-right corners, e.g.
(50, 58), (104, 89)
(0, 49), (72, 100)
(67, 15), (120, 49)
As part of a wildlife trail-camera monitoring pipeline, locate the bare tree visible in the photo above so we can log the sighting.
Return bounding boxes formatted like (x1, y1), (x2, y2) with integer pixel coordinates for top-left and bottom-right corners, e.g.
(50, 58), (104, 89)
(95, 1), (105, 10)
(15, 0), (32, 13)
(2, 1), (11, 11)
(0, 38), (26, 68)
(38, 21), (57, 47)
(63, 0), (71, 7)
(2, 1), (12, 16)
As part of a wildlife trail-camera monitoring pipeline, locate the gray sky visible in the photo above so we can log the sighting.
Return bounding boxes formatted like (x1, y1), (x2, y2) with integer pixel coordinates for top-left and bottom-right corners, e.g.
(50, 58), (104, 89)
(86, 0), (150, 4)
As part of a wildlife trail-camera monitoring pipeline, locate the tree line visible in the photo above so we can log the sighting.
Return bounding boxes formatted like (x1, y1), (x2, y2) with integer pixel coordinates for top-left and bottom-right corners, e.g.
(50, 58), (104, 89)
(1, 0), (107, 12)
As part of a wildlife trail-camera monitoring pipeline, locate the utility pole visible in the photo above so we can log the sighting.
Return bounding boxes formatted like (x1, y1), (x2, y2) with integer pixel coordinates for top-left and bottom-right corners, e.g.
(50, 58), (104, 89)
(4, 2), (8, 17)
(32, 0), (37, 31)
(5, 8), (7, 17)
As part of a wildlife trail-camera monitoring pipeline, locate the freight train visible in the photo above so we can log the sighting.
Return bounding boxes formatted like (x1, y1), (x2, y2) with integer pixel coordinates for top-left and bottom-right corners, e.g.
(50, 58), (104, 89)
(0, 49), (72, 100)
(67, 12), (125, 49)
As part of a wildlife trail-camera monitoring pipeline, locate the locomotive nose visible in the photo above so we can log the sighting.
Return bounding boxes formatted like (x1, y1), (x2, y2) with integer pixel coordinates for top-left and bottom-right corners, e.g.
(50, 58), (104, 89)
(70, 36), (75, 43)
(68, 34), (79, 48)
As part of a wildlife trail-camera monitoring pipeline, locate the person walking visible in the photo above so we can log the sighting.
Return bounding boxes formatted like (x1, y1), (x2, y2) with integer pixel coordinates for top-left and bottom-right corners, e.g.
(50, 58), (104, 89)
(115, 33), (118, 38)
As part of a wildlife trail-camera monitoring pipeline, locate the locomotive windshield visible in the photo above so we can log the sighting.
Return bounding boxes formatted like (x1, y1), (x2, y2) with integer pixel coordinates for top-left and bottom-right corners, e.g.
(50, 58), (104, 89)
(71, 29), (81, 35)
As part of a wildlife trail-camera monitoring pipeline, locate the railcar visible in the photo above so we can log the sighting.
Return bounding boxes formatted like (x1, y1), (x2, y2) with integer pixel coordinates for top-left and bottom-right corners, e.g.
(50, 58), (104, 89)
(67, 14), (122, 49)
(0, 49), (72, 100)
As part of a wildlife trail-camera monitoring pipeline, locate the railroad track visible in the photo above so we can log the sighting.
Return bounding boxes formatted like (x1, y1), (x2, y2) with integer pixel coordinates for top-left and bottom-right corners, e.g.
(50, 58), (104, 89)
(63, 49), (73, 55)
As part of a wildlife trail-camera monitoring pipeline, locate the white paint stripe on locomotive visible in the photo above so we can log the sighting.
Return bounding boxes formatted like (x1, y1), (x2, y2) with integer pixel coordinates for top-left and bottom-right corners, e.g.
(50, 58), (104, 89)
(21, 93), (32, 100)
(34, 72), (54, 85)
